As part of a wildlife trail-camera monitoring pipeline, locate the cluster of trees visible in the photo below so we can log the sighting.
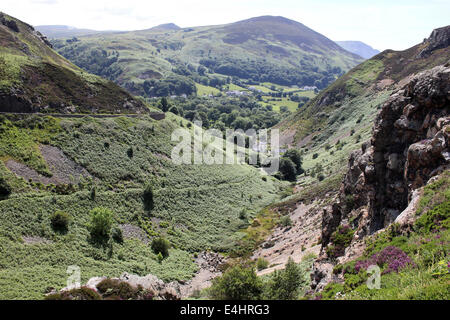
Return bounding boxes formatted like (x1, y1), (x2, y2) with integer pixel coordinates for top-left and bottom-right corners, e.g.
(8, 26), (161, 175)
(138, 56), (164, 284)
(208, 258), (305, 300)
(162, 96), (282, 130)
(199, 57), (343, 89)
(53, 42), (123, 82)
(142, 75), (197, 97)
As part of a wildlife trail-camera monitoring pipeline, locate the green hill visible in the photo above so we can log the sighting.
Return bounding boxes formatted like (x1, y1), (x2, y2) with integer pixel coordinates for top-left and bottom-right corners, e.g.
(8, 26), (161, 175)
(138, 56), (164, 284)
(0, 12), (147, 114)
(46, 16), (363, 98)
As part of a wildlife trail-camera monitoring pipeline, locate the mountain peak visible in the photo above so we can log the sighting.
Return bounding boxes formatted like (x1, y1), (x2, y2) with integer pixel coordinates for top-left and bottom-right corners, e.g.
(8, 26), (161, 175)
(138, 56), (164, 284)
(151, 23), (180, 31)
(335, 41), (380, 59)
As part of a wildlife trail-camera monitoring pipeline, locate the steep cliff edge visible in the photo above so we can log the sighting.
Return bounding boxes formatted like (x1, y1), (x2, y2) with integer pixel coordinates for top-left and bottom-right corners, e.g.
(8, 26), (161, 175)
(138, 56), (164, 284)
(313, 62), (450, 290)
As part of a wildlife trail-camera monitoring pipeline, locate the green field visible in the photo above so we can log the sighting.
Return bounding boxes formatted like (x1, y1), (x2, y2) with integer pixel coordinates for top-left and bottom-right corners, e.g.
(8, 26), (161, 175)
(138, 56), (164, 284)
(195, 83), (221, 96)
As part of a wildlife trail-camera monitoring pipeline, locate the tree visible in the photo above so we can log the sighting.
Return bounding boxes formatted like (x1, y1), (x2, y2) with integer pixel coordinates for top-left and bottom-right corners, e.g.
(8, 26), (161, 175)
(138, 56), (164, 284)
(268, 258), (302, 300)
(209, 265), (263, 300)
(279, 158), (297, 181)
(283, 149), (304, 175)
(151, 237), (170, 258)
(89, 207), (113, 240)
(160, 97), (170, 112)
(50, 211), (71, 232)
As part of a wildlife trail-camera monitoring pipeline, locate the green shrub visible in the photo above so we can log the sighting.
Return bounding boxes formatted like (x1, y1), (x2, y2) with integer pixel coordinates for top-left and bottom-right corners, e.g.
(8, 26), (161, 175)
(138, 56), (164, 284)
(127, 147), (134, 158)
(151, 237), (170, 258)
(268, 258), (302, 300)
(89, 207), (114, 240)
(256, 257), (269, 271)
(279, 158), (297, 181)
(312, 153), (319, 159)
(327, 225), (354, 259)
(50, 211), (71, 232)
(112, 227), (123, 243)
(280, 215), (292, 227)
(283, 149), (304, 175)
(415, 200), (450, 233)
(0, 176), (12, 198)
(321, 282), (345, 300)
(209, 265), (263, 300)
(143, 183), (154, 210)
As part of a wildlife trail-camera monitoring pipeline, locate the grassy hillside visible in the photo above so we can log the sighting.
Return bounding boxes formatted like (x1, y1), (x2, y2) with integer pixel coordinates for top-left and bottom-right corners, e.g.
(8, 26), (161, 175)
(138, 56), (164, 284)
(47, 16), (363, 98)
(0, 113), (288, 299)
(0, 12), (147, 114)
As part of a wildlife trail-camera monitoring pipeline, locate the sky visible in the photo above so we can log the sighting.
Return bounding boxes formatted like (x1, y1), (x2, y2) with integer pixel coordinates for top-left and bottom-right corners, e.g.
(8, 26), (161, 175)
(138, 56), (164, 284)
(2, 0), (449, 50)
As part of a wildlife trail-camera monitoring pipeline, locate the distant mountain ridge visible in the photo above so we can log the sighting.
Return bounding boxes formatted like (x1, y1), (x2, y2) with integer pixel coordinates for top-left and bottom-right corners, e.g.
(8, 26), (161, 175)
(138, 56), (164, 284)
(48, 15), (363, 98)
(35, 25), (118, 38)
(335, 40), (380, 59)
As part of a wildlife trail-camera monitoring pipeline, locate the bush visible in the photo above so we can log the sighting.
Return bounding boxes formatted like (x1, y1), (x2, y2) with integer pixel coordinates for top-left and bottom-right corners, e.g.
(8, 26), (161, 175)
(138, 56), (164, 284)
(279, 158), (297, 181)
(415, 201), (450, 233)
(283, 149), (304, 175)
(151, 237), (170, 258)
(50, 211), (71, 231)
(89, 207), (114, 240)
(354, 246), (415, 274)
(312, 153), (319, 159)
(127, 147), (134, 158)
(112, 227), (123, 243)
(280, 215), (292, 227)
(256, 257), (269, 271)
(143, 183), (154, 210)
(209, 265), (263, 300)
(268, 258), (302, 300)
(0, 176), (12, 198)
(326, 225), (354, 259)
(239, 209), (247, 220)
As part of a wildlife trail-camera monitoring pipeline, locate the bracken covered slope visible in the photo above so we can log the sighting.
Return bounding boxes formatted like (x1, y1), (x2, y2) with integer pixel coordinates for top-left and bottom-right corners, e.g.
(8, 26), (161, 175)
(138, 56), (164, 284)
(0, 12), (147, 114)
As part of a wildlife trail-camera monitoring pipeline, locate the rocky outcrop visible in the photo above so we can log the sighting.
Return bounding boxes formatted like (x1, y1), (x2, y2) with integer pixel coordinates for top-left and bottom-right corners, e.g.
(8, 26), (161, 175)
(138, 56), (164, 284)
(0, 13), (19, 32)
(418, 25), (450, 58)
(58, 272), (183, 300)
(330, 63), (449, 242)
(313, 63), (450, 289)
